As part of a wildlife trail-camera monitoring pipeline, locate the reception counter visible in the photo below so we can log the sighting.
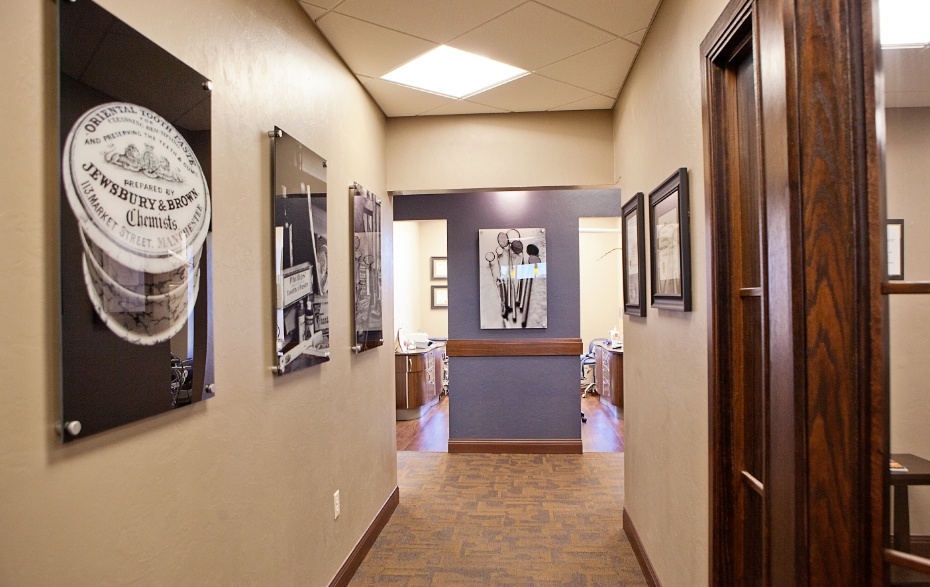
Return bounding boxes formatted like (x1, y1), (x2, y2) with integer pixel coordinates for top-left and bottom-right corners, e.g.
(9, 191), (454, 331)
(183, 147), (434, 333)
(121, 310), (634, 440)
(594, 342), (623, 417)
(395, 342), (446, 420)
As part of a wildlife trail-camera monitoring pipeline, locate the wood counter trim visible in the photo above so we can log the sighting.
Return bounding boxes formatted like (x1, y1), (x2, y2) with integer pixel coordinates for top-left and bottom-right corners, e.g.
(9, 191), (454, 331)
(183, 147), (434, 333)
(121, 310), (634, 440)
(330, 485), (399, 587)
(445, 338), (583, 357)
(447, 439), (582, 454)
(882, 281), (930, 295)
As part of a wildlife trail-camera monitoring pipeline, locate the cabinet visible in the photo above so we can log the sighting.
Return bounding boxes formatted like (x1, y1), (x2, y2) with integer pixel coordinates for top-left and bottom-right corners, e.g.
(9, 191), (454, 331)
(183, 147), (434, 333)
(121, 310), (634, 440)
(594, 343), (623, 417)
(395, 343), (445, 420)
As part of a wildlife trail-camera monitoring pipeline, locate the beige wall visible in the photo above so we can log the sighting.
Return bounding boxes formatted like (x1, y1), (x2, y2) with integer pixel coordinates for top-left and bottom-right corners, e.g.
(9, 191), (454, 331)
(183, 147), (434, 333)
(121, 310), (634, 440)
(613, 0), (726, 584)
(391, 219), (448, 339)
(393, 221), (421, 336)
(386, 110), (614, 191)
(579, 217), (623, 347)
(886, 107), (930, 533)
(418, 220), (449, 338)
(0, 1), (395, 585)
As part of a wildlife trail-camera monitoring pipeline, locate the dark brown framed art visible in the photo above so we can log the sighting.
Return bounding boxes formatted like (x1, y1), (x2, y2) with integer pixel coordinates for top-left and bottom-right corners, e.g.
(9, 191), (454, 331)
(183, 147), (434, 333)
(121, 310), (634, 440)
(648, 168), (691, 312)
(431, 285), (448, 309)
(430, 256), (448, 280)
(621, 192), (647, 317)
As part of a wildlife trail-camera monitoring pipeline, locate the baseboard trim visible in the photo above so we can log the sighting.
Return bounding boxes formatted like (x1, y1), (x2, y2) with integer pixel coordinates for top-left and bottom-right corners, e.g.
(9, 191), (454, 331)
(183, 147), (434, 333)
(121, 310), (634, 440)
(624, 508), (661, 587)
(329, 485), (399, 587)
(448, 439), (582, 454)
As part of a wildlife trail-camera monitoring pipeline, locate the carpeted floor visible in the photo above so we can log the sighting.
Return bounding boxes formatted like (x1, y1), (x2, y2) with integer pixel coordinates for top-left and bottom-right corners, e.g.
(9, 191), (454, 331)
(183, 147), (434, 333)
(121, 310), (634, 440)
(350, 452), (647, 586)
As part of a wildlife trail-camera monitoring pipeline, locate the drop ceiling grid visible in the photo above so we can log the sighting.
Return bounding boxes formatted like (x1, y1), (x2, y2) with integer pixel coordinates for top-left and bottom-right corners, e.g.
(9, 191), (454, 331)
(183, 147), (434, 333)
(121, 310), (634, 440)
(298, 0), (663, 116)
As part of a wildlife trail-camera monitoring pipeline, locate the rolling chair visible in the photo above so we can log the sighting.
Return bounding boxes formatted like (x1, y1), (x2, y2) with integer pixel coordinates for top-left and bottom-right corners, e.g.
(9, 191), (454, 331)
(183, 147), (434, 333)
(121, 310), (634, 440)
(580, 338), (609, 423)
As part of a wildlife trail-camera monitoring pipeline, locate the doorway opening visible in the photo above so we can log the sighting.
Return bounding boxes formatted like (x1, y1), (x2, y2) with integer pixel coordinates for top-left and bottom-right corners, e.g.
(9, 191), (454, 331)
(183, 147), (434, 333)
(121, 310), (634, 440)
(393, 219), (449, 451)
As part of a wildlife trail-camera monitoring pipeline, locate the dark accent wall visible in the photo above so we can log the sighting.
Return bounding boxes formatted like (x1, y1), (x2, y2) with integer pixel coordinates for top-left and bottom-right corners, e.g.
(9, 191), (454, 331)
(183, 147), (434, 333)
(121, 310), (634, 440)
(394, 189), (621, 440)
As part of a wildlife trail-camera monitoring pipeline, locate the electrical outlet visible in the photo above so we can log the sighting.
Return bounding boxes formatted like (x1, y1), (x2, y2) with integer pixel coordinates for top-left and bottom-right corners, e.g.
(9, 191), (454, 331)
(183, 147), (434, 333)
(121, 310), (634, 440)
(333, 490), (341, 519)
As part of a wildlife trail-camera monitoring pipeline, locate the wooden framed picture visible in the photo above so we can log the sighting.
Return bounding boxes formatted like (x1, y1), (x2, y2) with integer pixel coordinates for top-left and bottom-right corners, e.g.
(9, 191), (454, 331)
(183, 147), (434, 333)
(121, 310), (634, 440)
(431, 285), (449, 309)
(622, 192), (647, 317)
(887, 219), (904, 280)
(431, 256), (448, 280)
(648, 168), (692, 312)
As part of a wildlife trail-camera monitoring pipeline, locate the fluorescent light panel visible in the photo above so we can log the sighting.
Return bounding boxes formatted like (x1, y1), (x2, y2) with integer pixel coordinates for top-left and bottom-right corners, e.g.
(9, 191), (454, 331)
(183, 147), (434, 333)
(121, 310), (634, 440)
(881, 0), (930, 47)
(381, 45), (528, 99)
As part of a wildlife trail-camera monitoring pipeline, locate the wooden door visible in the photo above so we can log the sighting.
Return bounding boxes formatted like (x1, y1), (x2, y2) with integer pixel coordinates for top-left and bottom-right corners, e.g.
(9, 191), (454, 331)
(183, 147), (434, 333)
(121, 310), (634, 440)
(704, 0), (885, 584)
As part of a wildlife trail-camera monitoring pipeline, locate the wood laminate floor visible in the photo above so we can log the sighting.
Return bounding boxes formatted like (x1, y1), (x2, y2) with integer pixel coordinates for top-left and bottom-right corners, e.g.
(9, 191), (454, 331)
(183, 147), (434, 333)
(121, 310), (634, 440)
(396, 392), (624, 453)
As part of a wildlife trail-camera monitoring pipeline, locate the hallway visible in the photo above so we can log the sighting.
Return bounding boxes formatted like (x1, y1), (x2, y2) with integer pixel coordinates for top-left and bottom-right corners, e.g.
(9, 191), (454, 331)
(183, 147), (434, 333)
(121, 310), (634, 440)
(351, 451), (645, 585)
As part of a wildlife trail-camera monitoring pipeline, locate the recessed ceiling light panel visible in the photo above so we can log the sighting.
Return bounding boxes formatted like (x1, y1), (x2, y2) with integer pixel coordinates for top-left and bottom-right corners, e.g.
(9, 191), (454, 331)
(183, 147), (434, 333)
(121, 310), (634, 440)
(881, 0), (930, 47)
(381, 45), (528, 99)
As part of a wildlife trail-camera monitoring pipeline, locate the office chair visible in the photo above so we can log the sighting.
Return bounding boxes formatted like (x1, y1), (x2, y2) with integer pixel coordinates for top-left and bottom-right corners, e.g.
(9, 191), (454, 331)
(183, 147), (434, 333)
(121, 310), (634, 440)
(580, 338), (609, 397)
(580, 338), (609, 424)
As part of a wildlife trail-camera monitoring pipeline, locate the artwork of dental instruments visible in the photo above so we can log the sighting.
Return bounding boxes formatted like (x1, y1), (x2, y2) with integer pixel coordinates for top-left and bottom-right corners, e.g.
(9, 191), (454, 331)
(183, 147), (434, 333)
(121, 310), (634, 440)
(478, 228), (547, 329)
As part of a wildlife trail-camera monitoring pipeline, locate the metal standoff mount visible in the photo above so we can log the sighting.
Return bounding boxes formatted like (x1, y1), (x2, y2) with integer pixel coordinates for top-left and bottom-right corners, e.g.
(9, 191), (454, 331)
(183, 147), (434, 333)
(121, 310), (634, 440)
(202, 80), (213, 91)
(205, 383), (215, 395)
(268, 129), (283, 138)
(56, 420), (82, 437)
(352, 344), (362, 353)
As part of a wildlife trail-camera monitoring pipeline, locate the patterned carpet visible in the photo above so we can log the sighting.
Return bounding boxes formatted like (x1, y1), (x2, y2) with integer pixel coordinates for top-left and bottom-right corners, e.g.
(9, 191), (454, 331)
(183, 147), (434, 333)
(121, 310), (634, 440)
(351, 452), (646, 586)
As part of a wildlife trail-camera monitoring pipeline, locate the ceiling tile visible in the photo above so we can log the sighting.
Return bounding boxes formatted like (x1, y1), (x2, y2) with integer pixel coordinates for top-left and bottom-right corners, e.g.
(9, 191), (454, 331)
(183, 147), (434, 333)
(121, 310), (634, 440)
(623, 28), (646, 45)
(884, 47), (930, 94)
(467, 73), (594, 112)
(298, 3), (327, 20)
(332, 0), (523, 44)
(363, 78), (455, 117)
(449, 2), (616, 72)
(535, 0), (660, 38)
(302, 0), (343, 9)
(315, 12), (436, 77)
(549, 93), (616, 111)
(536, 38), (637, 94)
(421, 100), (509, 116)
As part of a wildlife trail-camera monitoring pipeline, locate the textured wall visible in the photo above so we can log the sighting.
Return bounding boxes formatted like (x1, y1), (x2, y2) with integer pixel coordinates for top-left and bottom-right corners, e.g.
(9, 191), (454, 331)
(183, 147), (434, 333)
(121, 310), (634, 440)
(886, 107), (930, 534)
(386, 110), (614, 192)
(0, 1), (394, 585)
(395, 190), (620, 440)
(612, 0), (727, 584)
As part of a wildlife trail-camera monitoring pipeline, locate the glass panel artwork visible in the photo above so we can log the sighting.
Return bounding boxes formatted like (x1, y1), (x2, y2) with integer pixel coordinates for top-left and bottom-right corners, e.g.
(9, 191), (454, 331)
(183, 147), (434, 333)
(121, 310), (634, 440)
(479, 228), (548, 329)
(58, 0), (214, 442)
(352, 184), (384, 352)
(272, 127), (329, 374)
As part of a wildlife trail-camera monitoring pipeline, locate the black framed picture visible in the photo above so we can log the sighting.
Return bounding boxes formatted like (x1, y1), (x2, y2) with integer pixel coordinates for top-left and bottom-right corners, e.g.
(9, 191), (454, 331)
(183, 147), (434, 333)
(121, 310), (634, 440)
(352, 183), (384, 353)
(430, 256), (448, 280)
(887, 218), (904, 280)
(431, 285), (449, 309)
(648, 168), (692, 312)
(621, 192), (647, 317)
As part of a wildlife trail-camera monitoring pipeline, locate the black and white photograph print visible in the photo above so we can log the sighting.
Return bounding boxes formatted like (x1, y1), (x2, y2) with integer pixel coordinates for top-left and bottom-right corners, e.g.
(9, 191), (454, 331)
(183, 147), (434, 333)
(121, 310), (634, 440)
(479, 227), (548, 329)
(58, 0), (215, 442)
(622, 192), (647, 317)
(648, 168), (692, 312)
(353, 183), (383, 352)
(272, 127), (330, 375)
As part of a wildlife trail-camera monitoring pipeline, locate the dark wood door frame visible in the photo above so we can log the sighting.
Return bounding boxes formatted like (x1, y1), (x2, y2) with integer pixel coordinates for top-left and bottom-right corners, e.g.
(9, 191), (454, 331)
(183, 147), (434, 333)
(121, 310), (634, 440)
(703, 0), (885, 584)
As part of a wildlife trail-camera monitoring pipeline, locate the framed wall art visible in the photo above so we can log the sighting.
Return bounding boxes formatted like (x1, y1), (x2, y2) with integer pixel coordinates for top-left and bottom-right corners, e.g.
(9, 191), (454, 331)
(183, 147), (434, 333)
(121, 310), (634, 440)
(352, 183), (383, 352)
(270, 127), (329, 375)
(887, 218), (904, 280)
(648, 168), (692, 312)
(621, 192), (647, 317)
(431, 256), (448, 280)
(479, 227), (547, 329)
(431, 286), (449, 309)
(58, 0), (215, 441)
